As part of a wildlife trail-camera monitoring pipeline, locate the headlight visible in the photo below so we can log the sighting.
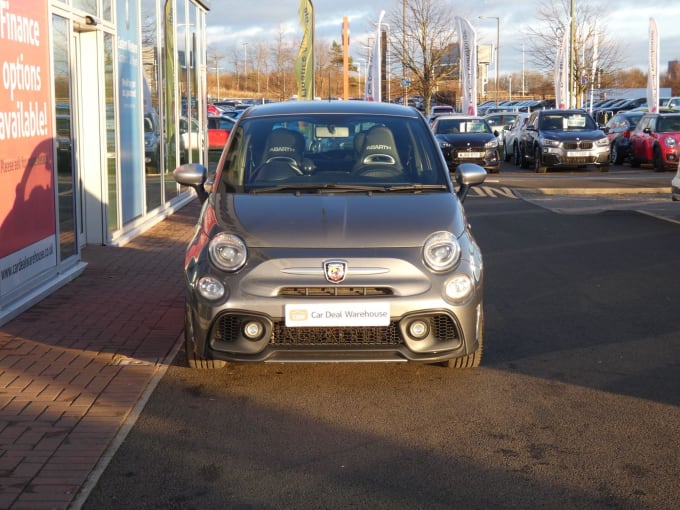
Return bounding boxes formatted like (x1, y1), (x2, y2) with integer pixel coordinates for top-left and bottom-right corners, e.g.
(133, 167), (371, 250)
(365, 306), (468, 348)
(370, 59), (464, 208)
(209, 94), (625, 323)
(208, 233), (247, 271)
(423, 231), (461, 272)
(542, 138), (560, 148)
(485, 138), (499, 149)
(439, 140), (451, 149)
(444, 274), (474, 302)
(596, 137), (609, 147)
(197, 276), (225, 300)
(664, 137), (677, 148)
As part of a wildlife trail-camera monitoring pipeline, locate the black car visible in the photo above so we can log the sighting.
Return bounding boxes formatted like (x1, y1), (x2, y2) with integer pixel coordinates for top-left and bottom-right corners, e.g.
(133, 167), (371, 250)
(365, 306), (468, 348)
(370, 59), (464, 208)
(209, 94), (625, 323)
(517, 109), (610, 173)
(596, 97), (647, 125)
(431, 115), (500, 173)
(604, 111), (644, 164)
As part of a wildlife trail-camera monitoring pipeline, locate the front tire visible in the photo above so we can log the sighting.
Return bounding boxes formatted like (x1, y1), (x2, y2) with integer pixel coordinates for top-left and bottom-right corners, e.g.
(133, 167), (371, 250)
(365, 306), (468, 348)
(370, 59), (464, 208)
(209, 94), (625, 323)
(653, 146), (666, 172)
(611, 143), (623, 165)
(184, 303), (226, 369)
(512, 143), (520, 166)
(535, 147), (547, 173)
(444, 309), (484, 368)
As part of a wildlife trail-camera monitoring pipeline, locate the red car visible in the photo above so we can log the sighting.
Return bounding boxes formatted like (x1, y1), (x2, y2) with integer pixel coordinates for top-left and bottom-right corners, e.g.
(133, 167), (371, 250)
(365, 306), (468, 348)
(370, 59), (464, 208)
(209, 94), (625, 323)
(630, 112), (680, 171)
(207, 115), (236, 151)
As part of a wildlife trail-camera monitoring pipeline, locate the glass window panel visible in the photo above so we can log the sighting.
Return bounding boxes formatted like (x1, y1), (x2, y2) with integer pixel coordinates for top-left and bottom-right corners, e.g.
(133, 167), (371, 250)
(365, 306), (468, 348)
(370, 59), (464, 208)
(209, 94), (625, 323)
(52, 15), (77, 261)
(163, 0), (179, 202)
(72, 0), (97, 14)
(142, 0), (162, 210)
(104, 33), (118, 232)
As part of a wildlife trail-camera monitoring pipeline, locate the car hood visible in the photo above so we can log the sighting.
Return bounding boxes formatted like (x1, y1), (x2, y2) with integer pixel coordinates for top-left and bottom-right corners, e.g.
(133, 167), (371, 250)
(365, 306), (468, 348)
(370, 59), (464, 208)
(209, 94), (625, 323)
(540, 129), (605, 141)
(436, 133), (495, 146)
(211, 192), (466, 248)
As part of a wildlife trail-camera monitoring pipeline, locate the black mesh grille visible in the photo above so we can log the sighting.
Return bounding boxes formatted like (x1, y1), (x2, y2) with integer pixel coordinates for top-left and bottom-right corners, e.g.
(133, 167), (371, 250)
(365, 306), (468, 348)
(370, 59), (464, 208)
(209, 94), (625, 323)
(212, 313), (460, 346)
(271, 323), (402, 345)
(214, 315), (242, 341)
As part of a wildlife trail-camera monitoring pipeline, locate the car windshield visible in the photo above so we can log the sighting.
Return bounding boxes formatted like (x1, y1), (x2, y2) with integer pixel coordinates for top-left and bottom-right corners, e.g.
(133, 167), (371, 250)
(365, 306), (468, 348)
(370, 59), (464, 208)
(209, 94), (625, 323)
(540, 113), (596, 131)
(216, 112), (448, 192)
(435, 119), (491, 135)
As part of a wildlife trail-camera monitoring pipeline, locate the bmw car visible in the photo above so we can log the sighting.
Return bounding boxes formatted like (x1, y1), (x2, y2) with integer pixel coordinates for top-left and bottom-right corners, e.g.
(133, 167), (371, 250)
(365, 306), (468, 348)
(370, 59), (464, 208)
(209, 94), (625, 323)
(430, 115), (501, 173)
(173, 101), (486, 369)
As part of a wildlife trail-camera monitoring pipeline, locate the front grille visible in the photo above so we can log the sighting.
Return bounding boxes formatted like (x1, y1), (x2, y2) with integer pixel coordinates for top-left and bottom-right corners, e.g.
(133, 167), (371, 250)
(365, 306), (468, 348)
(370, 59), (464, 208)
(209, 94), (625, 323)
(279, 287), (393, 297)
(211, 313), (460, 347)
(213, 315), (243, 341)
(272, 323), (402, 346)
(563, 141), (594, 150)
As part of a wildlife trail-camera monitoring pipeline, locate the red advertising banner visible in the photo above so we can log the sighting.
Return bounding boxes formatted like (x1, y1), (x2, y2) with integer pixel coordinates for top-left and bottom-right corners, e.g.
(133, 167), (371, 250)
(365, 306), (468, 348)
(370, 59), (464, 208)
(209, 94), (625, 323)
(0, 0), (55, 259)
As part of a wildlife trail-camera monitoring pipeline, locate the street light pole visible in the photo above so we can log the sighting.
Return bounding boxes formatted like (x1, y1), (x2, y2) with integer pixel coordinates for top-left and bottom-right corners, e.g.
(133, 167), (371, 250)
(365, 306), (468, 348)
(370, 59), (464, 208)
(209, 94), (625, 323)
(479, 15), (500, 108)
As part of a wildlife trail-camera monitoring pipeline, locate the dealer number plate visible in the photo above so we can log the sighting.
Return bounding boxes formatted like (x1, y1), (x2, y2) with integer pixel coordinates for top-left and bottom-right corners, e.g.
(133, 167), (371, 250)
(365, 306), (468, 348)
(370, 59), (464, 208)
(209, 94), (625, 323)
(567, 150), (590, 157)
(458, 152), (483, 158)
(285, 303), (390, 327)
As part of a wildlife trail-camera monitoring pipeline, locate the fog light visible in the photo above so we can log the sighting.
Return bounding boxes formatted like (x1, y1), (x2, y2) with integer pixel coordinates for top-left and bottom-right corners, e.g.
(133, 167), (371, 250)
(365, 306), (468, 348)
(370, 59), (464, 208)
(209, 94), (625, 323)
(243, 320), (264, 340)
(445, 274), (473, 302)
(409, 319), (430, 340)
(197, 276), (225, 300)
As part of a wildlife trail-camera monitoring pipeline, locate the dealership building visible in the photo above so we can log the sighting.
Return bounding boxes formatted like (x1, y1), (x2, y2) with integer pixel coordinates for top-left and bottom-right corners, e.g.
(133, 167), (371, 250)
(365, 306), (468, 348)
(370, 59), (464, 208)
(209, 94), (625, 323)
(0, 0), (211, 325)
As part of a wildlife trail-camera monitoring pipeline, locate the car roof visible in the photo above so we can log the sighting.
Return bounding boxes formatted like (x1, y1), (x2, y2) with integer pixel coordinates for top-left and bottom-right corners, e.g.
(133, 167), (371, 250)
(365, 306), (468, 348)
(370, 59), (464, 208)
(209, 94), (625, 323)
(239, 100), (423, 119)
(433, 114), (484, 120)
(536, 109), (590, 115)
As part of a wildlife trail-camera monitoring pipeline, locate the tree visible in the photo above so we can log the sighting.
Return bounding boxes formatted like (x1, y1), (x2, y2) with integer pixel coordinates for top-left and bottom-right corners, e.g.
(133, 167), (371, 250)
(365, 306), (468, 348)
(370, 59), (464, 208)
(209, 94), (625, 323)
(387, 0), (458, 114)
(523, 0), (625, 107)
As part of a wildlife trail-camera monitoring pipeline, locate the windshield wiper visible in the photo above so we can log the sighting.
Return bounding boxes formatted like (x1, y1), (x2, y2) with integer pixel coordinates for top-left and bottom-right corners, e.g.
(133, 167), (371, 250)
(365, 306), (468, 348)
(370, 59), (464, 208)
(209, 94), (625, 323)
(383, 184), (448, 192)
(249, 183), (393, 194)
(248, 183), (449, 194)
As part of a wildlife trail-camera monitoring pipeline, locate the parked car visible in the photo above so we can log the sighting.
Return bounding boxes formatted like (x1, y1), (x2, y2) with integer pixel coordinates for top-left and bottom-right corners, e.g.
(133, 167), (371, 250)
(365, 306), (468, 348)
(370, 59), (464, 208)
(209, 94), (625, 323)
(604, 111), (644, 164)
(179, 116), (204, 163)
(427, 104), (455, 124)
(517, 109), (610, 173)
(207, 114), (236, 151)
(431, 114), (501, 173)
(630, 112), (680, 171)
(672, 161), (680, 201)
(661, 97), (680, 110)
(597, 97), (647, 125)
(144, 111), (160, 171)
(173, 100), (487, 369)
(502, 112), (529, 163)
(484, 112), (522, 161)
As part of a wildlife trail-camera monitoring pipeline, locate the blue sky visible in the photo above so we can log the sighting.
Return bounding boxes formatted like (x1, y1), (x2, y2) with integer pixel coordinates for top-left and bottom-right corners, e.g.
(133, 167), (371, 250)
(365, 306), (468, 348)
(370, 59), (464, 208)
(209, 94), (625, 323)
(204, 0), (680, 75)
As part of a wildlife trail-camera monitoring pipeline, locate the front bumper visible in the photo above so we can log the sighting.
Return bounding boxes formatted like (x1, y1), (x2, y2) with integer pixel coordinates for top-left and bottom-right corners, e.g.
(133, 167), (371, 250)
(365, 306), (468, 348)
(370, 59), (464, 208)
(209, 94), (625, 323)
(185, 249), (484, 365)
(443, 148), (500, 173)
(541, 144), (610, 168)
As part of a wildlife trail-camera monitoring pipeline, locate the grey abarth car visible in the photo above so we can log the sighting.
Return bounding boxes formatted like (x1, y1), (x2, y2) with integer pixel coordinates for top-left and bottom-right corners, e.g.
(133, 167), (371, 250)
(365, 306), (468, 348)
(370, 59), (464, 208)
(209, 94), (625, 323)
(174, 100), (486, 369)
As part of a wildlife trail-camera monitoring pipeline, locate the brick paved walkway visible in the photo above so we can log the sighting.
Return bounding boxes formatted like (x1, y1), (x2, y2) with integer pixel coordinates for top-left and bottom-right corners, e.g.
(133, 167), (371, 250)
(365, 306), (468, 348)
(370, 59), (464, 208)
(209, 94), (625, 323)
(0, 200), (199, 509)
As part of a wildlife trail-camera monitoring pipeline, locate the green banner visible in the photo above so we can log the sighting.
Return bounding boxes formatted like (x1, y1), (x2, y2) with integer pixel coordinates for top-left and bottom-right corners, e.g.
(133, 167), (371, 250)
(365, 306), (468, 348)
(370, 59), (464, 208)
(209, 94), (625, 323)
(295, 0), (314, 100)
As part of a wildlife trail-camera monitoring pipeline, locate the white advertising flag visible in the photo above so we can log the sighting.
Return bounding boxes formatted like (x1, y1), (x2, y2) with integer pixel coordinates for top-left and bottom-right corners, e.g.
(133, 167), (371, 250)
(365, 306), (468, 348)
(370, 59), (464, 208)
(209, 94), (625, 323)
(455, 17), (477, 115)
(589, 29), (598, 114)
(647, 18), (659, 113)
(554, 27), (569, 109)
(364, 10), (385, 102)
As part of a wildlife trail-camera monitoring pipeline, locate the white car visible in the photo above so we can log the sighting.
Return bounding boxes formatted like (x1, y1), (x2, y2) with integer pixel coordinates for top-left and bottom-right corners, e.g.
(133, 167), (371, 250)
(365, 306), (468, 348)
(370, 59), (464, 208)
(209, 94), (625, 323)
(179, 117), (204, 162)
(503, 113), (529, 164)
(672, 161), (680, 201)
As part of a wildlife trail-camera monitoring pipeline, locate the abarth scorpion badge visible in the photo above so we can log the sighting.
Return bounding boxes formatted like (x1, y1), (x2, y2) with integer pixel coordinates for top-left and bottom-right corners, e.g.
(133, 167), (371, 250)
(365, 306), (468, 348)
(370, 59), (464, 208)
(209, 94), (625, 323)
(324, 260), (347, 283)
